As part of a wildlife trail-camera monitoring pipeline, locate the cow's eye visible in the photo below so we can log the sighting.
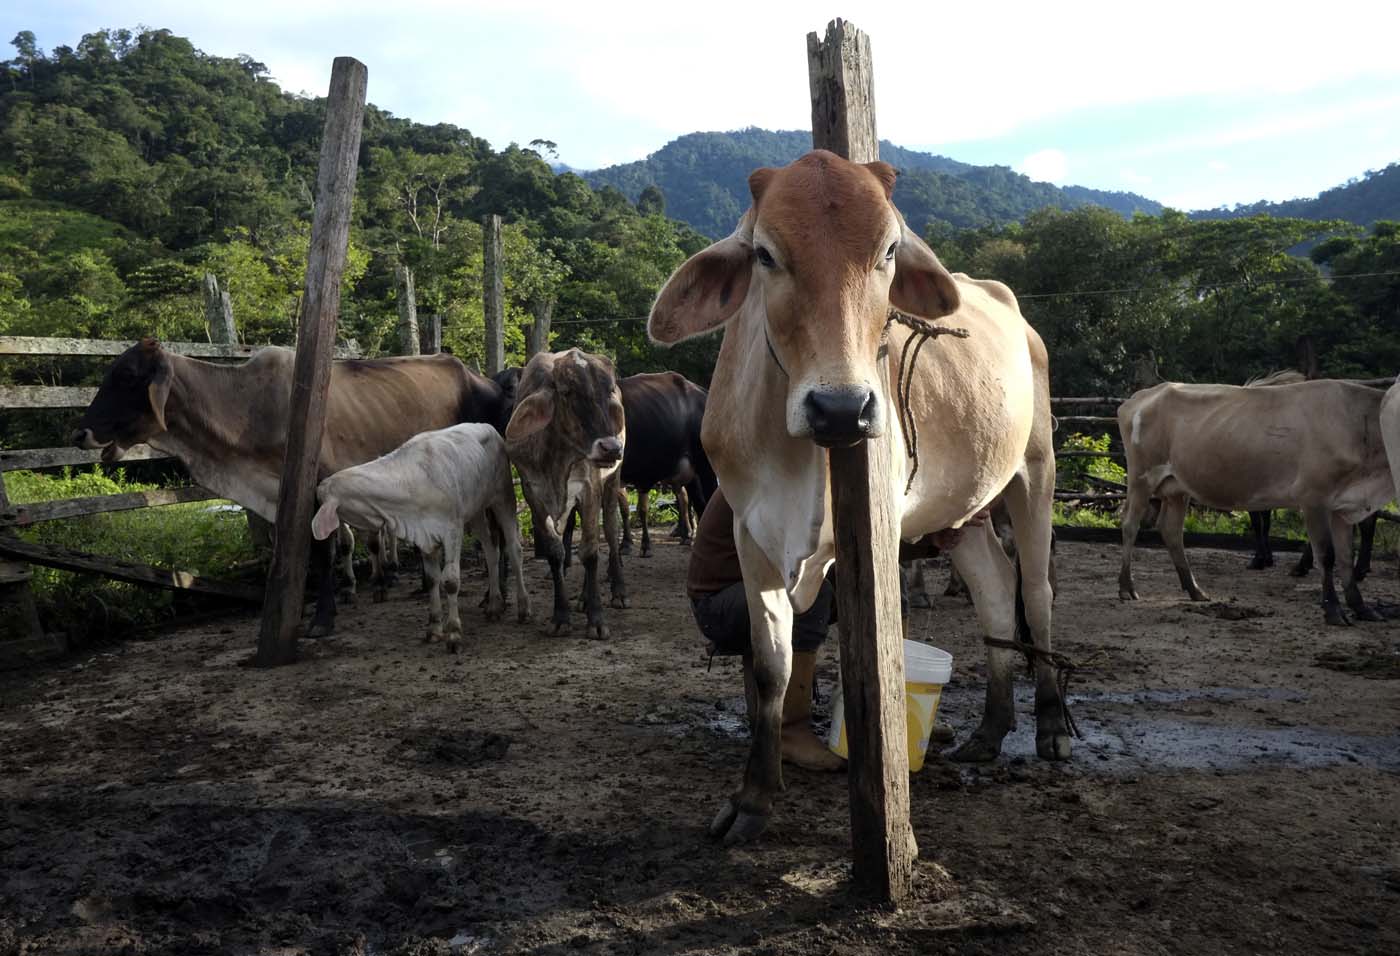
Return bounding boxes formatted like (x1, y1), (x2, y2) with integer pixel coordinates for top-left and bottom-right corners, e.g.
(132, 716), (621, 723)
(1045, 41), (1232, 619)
(755, 246), (776, 269)
(885, 241), (898, 261)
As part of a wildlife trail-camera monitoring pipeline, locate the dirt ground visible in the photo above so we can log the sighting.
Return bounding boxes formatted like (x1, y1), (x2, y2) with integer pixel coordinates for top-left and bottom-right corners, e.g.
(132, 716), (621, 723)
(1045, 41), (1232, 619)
(3, 535), (1399, 956)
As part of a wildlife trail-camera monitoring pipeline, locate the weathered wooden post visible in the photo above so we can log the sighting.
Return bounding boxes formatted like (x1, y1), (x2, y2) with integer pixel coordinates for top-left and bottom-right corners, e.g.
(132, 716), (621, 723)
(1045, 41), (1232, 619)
(808, 18), (914, 903)
(483, 214), (505, 376)
(395, 264), (421, 355)
(202, 273), (236, 345)
(0, 475), (54, 666)
(526, 296), (554, 359)
(255, 57), (368, 667)
(422, 313), (442, 355)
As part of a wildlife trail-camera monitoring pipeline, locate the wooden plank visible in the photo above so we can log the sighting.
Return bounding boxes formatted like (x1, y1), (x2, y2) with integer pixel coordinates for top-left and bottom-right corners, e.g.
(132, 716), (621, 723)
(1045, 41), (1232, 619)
(809, 17), (912, 905)
(1051, 396), (1127, 406)
(0, 537), (263, 603)
(0, 385), (97, 409)
(0, 485), (217, 527)
(1054, 524), (1310, 553)
(256, 57), (368, 667)
(1053, 448), (1126, 459)
(0, 336), (360, 360)
(1055, 415), (1118, 425)
(483, 213), (505, 376)
(0, 443), (170, 472)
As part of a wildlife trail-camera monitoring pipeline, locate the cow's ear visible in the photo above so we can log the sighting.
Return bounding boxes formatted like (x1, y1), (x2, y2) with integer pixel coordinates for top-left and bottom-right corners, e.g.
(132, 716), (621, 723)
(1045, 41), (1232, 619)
(649, 211), (755, 345)
(311, 498), (341, 541)
(147, 350), (173, 432)
(863, 161), (898, 199)
(505, 390), (554, 443)
(890, 215), (960, 319)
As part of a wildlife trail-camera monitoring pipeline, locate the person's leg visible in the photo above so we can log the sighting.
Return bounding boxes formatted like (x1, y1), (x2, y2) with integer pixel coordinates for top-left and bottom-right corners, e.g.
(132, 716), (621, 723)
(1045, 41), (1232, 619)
(787, 581), (843, 771)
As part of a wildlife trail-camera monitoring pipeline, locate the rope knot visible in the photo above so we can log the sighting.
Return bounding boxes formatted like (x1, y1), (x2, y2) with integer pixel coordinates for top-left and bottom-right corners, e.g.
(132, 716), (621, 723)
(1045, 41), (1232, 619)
(886, 309), (970, 491)
(982, 637), (1107, 740)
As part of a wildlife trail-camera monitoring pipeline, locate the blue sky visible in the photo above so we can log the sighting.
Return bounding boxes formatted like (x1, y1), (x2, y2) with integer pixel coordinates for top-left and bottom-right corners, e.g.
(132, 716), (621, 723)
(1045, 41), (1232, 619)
(10, 1), (1400, 210)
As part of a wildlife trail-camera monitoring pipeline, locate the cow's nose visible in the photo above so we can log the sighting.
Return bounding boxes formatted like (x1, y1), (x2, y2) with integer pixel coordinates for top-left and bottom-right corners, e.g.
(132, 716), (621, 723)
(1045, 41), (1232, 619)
(803, 387), (879, 447)
(590, 437), (623, 464)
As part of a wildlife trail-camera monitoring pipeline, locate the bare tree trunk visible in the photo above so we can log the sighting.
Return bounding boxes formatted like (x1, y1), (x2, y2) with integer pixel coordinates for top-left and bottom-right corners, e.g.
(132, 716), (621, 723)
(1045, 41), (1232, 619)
(203, 273), (236, 345)
(483, 214), (505, 375)
(422, 313), (442, 354)
(527, 296), (554, 359)
(396, 264), (420, 356)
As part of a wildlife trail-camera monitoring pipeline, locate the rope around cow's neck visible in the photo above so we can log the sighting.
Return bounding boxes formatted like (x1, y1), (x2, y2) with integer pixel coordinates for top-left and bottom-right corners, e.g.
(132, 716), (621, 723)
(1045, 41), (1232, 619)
(887, 310), (970, 492)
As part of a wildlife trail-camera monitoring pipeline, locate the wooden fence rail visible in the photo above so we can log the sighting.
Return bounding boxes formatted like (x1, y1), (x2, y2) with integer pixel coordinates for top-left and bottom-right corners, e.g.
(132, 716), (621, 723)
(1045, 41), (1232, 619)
(0, 336), (360, 359)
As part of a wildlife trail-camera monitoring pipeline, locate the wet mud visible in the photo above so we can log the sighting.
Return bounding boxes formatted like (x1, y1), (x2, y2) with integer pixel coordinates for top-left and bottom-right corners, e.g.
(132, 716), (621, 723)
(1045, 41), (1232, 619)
(2, 539), (1399, 954)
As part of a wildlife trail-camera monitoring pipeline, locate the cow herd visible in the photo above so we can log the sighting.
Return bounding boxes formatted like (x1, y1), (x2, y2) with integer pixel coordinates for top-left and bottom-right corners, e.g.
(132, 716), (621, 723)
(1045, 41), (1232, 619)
(69, 149), (1400, 846)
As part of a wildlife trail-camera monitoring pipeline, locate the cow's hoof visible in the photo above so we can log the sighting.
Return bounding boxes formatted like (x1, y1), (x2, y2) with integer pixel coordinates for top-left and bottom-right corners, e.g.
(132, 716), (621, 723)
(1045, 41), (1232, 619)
(1324, 606), (1352, 627)
(680, 538), (691, 548)
(610, 593), (629, 610)
(619, 539), (633, 555)
(336, 588), (357, 606)
(1119, 587), (1140, 601)
(709, 800), (770, 845)
(1289, 564), (1311, 578)
(1187, 588), (1210, 602)
(1355, 566), (1372, 583)
(383, 571), (400, 588)
(588, 621), (610, 640)
(424, 631), (443, 644)
(1246, 557), (1271, 571)
(1037, 731), (1073, 761)
(950, 732), (1003, 764)
(640, 545), (652, 559)
(517, 607), (531, 624)
(909, 592), (932, 610)
(446, 639), (460, 655)
(484, 600), (505, 622)
(373, 588), (388, 604)
(1354, 605), (1385, 623)
(306, 621), (335, 640)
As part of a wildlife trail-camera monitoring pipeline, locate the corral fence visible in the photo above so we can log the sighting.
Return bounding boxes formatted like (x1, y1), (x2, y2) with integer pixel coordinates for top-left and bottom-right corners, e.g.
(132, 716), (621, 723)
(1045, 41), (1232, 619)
(0, 331), (362, 666)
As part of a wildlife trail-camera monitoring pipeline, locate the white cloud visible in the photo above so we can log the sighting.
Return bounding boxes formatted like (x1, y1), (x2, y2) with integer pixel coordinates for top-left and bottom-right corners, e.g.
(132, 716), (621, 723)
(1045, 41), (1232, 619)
(1207, 160), (1230, 173)
(1018, 148), (1068, 184)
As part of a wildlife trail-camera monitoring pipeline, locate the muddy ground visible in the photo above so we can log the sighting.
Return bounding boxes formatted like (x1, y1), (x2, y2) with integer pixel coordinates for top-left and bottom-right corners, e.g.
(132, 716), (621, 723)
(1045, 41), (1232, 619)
(2, 536), (1399, 955)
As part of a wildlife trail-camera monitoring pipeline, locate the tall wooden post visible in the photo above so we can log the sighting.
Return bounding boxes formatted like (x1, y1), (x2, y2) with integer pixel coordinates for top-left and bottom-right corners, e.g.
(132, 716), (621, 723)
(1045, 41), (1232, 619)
(809, 18), (913, 903)
(483, 214), (505, 376)
(202, 273), (236, 344)
(422, 313), (442, 355)
(527, 296), (554, 359)
(0, 473), (56, 666)
(255, 57), (368, 667)
(395, 264), (421, 355)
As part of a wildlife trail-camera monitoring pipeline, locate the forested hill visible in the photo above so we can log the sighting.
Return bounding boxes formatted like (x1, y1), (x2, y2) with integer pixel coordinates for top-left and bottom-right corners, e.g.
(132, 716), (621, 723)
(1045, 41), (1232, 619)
(583, 128), (1163, 238)
(1192, 163), (1400, 226)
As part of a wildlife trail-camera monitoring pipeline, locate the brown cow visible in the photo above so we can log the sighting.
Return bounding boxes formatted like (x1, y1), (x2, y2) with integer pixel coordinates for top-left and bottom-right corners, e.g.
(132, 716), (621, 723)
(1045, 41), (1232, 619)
(72, 339), (514, 636)
(649, 150), (1061, 844)
(1118, 379), (1392, 625)
(505, 349), (628, 639)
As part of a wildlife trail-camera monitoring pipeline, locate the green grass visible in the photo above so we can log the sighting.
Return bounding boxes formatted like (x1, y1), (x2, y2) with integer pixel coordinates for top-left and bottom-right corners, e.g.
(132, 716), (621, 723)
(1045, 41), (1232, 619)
(4, 467), (256, 642)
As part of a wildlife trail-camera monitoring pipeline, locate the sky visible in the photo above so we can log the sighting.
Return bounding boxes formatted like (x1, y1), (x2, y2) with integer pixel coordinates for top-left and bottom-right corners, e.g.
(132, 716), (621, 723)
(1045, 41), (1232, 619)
(10, 0), (1400, 210)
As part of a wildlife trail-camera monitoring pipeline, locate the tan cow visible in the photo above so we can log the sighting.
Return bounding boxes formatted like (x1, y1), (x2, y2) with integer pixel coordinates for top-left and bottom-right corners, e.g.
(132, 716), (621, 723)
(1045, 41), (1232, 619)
(505, 349), (628, 639)
(1117, 379), (1392, 625)
(649, 150), (1062, 845)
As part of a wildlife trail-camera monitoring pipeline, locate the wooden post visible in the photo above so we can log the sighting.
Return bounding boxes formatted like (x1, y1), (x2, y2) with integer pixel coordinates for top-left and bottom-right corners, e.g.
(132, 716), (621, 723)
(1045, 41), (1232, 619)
(809, 18), (913, 903)
(395, 264), (421, 355)
(527, 296), (554, 360)
(483, 214), (505, 376)
(422, 313), (442, 355)
(0, 472), (57, 665)
(255, 56), (368, 667)
(202, 273), (236, 344)
(1296, 334), (1319, 380)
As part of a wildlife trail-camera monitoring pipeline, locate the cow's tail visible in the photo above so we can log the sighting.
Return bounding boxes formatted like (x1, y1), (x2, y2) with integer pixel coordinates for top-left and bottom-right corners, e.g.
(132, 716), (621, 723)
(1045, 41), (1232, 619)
(1014, 555), (1032, 652)
(311, 497), (341, 541)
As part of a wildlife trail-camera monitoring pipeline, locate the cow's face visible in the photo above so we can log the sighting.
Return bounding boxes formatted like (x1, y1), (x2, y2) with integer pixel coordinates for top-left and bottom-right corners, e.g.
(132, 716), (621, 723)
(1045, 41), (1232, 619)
(72, 338), (175, 461)
(649, 150), (959, 447)
(505, 349), (625, 466)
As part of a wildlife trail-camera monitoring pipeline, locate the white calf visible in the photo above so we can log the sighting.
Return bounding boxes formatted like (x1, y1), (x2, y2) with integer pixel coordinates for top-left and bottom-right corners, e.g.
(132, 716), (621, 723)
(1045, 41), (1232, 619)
(311, 423), (529, 651)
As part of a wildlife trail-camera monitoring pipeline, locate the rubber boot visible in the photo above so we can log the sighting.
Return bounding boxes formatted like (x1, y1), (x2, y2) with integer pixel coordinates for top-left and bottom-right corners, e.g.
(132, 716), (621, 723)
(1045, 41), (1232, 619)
(781, 651), (845, 771)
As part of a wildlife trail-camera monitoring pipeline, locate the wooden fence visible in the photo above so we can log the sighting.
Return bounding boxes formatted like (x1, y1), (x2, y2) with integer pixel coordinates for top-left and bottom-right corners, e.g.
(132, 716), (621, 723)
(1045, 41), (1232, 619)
(0, 334), (360, 665)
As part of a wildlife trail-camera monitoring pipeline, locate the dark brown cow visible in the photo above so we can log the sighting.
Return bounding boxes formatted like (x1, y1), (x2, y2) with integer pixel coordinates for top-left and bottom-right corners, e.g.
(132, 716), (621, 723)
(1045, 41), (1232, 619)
(505, 349), (628, 639)
(72, 338), (513, 636)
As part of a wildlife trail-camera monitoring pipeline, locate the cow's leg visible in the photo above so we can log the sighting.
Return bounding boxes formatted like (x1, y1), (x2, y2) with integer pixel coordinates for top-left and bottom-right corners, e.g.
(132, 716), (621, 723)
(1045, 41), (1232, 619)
(335, 525), (357, 604)
(575, 480), (610, 639)
(950, 523), (1020, 763)
(1003, 469), (1070, 761)
(1303, 507), (1349, 626)
(442, 533), (466, 653)
(710, 524), (793, 845)
(618, 485), (633, 554)
(1334, 512), (1383, 623)
(422, 543), (445, 644)
(562, 506), (578, 571)
(367, 531), (389, 604)
(603, 472), (629, 610)
(382, 531), (401, 588)
(905, 559), (931, 608)
(1247, 511), (1273, 570)
(1159, 495), (1208, 601)
(1118, 476), (1154, 600)
(473, 515), (505, 623)
(638, 485), (654, 557)
(495, 495), (531, 624)
(671, 485), (691, 541)
(1355, 513), (1377, 582)
(306, 532), (338, 638)
(1290, 519), (1315, 577)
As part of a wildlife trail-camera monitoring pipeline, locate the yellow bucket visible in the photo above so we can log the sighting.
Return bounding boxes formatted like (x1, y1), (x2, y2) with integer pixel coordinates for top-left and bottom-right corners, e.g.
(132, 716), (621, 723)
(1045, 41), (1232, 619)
(827, 641), (953, 772)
